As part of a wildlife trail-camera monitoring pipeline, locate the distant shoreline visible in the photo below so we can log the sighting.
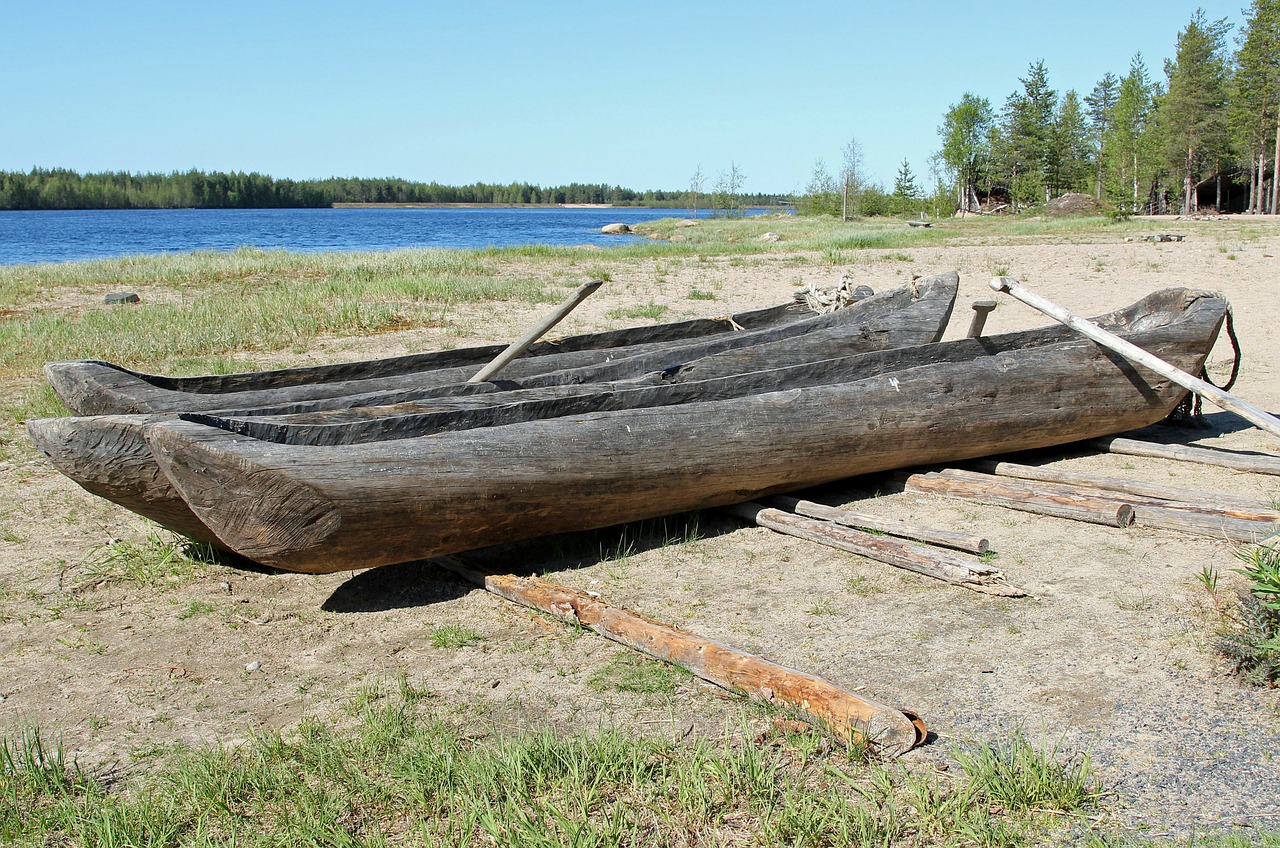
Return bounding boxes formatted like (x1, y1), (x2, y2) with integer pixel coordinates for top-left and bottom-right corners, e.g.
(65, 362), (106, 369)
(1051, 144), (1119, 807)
(333, 202), (628, 209)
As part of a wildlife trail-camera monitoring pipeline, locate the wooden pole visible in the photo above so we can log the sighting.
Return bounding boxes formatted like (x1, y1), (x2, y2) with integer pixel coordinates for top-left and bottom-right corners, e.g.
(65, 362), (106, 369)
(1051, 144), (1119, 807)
(935, 468), (1278, 542)
(724, 502), (1023, 596)
(968, 459), (1277, 512)
(468, 280), (604, 383)
(765, 495), (989, 554)
(897, 470), (1135, 528)
(990, 276), (1280, 439)
(437, 557), (926, 757)
(1089, 436), (1280, 476)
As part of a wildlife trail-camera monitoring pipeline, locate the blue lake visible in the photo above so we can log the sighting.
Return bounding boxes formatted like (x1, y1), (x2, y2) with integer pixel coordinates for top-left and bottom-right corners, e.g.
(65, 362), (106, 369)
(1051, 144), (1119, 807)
(0, 207), (746, 265)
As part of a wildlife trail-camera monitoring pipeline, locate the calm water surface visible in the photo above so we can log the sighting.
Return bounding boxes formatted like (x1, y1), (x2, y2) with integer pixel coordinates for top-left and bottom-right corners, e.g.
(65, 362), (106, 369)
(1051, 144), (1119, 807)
(0, 207), (732, 265)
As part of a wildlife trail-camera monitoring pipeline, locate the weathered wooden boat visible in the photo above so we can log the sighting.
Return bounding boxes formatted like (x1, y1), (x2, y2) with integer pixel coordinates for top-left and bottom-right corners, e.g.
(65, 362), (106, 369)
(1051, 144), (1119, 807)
(138, 287), (1227, 573)
(28, 275), (959, 546)
(45, 278), (925, 415)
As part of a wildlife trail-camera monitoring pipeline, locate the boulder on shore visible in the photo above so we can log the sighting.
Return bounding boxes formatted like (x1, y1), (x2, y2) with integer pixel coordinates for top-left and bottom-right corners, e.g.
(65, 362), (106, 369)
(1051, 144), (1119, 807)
(600, 223), (631, 234)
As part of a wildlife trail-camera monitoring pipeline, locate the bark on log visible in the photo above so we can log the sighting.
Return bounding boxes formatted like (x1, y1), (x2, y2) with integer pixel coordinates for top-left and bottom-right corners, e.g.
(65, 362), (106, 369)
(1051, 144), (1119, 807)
(940, 467), (1278, 541)
(897, 471), (1136, 528)
(968, 459), (1275, 511)
(724, 503), (1023, 596)
(437, 558), (926, 757)
(764, 495), (989, 554)
(1089, 437), (1280, 476)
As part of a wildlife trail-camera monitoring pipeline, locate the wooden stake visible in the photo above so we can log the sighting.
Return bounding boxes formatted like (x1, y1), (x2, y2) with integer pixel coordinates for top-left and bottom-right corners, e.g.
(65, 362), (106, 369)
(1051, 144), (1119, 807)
(765, 495), (990, 554)
(438, 557), (926, 757)
(469, 280), (604, 383)
(724, 502), (1024, 596)
(991, 276), (1280, 439)
(1089, 436), (1280, 476)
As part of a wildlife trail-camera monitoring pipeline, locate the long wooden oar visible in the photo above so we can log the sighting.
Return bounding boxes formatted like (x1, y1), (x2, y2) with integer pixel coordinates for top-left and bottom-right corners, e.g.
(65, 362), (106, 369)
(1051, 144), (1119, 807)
(468, 279), (604, 383)
(990, 277), (1280, 440)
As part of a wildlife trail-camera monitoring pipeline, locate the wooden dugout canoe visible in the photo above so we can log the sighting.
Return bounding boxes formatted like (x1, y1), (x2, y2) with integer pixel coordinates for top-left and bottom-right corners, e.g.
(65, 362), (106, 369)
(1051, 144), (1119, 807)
(28, 275), (959, 545)
(141, 287), (1227, 573)
(44, 279), (920, 416)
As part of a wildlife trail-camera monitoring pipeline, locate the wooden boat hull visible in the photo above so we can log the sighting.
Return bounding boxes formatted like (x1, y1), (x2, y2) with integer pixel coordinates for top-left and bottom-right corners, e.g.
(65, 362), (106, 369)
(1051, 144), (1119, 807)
(43, 291), (871, 415)
(28, 276), (959, 545)
(143, 288), (1227, 573)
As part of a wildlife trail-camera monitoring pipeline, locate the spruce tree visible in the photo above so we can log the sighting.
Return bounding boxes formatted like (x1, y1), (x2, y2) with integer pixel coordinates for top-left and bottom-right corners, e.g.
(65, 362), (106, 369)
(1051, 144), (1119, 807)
(892, 159), (921, 216)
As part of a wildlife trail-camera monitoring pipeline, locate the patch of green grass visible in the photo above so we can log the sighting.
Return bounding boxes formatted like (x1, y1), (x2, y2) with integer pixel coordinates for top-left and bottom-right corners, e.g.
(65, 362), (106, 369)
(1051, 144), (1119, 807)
(427, 624), (483, 649)
(846, 574), (886, 596)
(806, 596), (840, 616)
(956, 728), (1101, 814)
(606, 300), (668, 321)
(687, 288), (717, 300)
(0, 684), (1159, 847)
(176, 600), (218, 621)
(588, 651), (693, 694)
(76, 532), (216, 590)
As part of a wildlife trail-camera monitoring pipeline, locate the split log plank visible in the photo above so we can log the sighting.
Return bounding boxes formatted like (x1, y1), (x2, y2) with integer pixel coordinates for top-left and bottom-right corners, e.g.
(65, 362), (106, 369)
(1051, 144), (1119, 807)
(1088, 436), (1280, 476)
(968, 459), (1276, 512)
(724, 502), (1024, 596)
(764, 495), (990, 554)
(897, 471), (1135, 528)
(437, 557), (926, 757)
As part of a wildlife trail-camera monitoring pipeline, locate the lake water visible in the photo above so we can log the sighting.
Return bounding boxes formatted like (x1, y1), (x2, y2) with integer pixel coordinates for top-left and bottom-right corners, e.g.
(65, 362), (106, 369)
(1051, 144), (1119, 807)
(0, 207), (742, 265)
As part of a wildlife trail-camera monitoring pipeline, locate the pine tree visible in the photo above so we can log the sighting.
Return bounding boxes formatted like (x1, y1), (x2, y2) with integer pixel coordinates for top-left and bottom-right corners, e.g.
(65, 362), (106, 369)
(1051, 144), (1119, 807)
(1049, 90), (1092, 196)
(1160, 10), (1233, 214)
(1085, 72), (1120, 199)
(1233, 0), (1280, 212)
(1000, 60), (1058, 207)
(1106, 55), (1160, 214)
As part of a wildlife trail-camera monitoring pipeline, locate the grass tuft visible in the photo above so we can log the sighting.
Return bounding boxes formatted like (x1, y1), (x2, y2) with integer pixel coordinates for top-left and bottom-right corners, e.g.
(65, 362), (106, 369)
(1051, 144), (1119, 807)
(956, 728), (1100, 815)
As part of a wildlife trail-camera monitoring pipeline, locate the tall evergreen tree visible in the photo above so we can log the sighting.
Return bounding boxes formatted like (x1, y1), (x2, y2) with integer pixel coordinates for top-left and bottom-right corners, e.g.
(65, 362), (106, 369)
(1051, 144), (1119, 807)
(1085, 72), (1120, 199)
(1049, 90), (1092, 196)
(1160, 9), (1233, 214)
(1000, 60), (1058, 206)
(892, 159), (921, 216)
(1106, 55), (1161, 213)
(1233, 0), (1280, 212)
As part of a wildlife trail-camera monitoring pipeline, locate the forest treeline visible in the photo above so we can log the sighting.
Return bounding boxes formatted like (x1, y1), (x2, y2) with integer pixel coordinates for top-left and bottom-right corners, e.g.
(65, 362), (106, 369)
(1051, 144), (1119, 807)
(927, 1), (1280, 217)
(0, 168), (776, 212)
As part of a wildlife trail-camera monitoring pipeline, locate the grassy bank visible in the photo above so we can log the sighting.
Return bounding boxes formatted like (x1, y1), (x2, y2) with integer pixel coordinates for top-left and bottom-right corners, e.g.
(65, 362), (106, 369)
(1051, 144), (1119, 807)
(1, 684), (1107, 847)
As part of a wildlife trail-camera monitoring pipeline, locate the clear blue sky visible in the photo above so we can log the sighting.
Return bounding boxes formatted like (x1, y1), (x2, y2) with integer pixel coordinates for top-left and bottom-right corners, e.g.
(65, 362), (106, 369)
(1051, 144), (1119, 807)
(1, 1), (1246, 195)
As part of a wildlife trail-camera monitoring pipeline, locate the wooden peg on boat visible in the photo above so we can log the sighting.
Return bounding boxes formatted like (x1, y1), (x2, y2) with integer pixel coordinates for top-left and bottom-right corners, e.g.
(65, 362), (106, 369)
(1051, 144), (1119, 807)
(965, 299), (998, 338)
